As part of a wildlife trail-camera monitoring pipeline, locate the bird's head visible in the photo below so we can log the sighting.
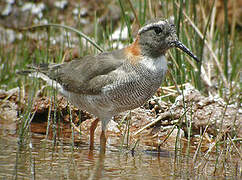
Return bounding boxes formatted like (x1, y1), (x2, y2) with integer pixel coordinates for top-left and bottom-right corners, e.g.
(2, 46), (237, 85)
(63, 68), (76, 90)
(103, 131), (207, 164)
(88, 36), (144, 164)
(137, 19), (199, 62)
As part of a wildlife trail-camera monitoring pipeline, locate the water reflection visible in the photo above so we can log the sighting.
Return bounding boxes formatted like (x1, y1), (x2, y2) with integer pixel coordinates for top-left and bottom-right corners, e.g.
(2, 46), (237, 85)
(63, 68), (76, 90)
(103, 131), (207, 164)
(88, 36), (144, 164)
(0, 135), (174, 179)
(0, 124), (240, 179)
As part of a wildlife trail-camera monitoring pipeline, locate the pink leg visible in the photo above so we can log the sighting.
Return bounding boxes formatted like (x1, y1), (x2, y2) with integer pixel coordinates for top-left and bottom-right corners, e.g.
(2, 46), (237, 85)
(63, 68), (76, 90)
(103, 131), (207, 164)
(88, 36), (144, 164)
(89, 118), (99, 150)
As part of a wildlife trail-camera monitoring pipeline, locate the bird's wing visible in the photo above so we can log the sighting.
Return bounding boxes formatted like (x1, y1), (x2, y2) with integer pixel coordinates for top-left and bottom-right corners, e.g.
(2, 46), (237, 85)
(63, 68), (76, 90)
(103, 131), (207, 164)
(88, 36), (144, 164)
(39, 49), (126, 95)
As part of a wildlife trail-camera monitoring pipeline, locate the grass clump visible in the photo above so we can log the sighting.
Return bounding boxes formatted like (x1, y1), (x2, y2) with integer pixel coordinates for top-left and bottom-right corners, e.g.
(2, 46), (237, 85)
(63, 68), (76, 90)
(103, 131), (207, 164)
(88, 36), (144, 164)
(0, 0), (240, 179)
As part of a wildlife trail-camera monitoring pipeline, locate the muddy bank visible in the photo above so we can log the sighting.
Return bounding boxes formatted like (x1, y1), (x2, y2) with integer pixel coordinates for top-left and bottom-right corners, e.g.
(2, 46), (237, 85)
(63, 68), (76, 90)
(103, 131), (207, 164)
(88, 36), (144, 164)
(0, 84), (240, 151)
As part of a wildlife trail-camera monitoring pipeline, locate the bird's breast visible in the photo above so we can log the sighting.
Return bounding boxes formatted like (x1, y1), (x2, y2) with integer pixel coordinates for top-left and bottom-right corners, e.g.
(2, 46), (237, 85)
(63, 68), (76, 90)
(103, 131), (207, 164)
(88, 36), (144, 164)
(101, 55), (167, 112)
(139, 55), (167, 73)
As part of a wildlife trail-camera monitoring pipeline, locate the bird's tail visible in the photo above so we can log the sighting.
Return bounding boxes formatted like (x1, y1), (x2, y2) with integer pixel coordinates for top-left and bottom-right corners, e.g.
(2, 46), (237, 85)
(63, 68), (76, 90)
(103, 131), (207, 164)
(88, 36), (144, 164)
(17, 63), (52, 75)
(17, 63), (65, 94)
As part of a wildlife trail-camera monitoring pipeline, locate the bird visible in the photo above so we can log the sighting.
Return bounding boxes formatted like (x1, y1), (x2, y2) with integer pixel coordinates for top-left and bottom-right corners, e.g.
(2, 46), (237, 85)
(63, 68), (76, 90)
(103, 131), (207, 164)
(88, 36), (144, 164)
(20, 19), (199, 154)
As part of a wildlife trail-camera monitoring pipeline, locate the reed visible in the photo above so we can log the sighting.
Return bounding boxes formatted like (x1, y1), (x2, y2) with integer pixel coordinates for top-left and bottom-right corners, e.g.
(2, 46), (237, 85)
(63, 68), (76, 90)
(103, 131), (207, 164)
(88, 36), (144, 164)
(0, 0), (240, 178)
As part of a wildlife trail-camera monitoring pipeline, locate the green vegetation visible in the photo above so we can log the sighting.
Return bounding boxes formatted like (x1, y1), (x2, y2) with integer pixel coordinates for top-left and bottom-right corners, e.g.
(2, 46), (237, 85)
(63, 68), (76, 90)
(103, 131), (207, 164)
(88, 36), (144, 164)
(0, 0), (241, 179)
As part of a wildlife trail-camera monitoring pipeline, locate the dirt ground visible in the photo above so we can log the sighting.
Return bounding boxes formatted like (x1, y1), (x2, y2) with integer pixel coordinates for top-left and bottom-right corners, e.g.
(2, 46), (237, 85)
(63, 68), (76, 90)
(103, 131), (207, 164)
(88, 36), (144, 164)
(0, 83), (240, 152)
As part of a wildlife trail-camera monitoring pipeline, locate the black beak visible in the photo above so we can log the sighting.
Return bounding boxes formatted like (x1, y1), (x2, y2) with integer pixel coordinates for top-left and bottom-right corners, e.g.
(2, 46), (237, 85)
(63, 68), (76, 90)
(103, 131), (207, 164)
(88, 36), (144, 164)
(174, 41), (199, 62)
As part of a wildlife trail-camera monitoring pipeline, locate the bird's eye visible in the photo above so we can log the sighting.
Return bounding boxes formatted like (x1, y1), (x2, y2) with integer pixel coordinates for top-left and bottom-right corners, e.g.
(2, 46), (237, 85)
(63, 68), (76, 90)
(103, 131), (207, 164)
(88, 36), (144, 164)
(153, 27), (162, 34)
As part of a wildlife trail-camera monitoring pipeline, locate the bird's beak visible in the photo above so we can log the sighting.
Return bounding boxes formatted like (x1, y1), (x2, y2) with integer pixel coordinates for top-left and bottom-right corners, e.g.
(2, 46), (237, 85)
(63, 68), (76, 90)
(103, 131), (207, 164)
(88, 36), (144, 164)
(174, 41), (199, 62)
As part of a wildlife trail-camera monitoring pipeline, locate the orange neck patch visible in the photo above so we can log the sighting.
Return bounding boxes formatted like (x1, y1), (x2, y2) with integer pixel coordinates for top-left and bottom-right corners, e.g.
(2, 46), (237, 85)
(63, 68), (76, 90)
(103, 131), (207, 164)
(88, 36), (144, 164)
(125, 36), (142, 64)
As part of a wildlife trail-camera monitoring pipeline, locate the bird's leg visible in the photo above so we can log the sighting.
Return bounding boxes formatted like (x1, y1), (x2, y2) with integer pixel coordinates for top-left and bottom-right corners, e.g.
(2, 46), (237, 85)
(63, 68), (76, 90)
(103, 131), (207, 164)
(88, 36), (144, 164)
(100, 129), (106, 154)
(100, 119), (109, 154)
(89, 118), (99, 150)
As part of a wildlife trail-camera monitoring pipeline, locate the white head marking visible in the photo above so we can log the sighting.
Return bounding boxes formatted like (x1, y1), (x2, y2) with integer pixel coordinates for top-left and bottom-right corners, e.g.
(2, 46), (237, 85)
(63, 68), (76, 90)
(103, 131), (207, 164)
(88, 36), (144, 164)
(138, 20), (168, 35)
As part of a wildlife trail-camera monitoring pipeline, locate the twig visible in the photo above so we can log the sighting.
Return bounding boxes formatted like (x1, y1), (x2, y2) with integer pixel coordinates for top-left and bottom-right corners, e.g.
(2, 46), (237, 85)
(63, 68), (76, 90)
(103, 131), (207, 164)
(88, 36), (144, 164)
(127, 0), (140, 27)
(133, 111), (173, 136)
(227, 134), (242, 160)
(20, 23), (103, 52)
(71, 122), (81, 133)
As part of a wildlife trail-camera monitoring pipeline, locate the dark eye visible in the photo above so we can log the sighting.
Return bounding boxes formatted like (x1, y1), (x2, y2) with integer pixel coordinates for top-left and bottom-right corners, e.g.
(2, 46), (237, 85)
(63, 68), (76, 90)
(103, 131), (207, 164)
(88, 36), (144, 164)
(153, 27), (162, 34)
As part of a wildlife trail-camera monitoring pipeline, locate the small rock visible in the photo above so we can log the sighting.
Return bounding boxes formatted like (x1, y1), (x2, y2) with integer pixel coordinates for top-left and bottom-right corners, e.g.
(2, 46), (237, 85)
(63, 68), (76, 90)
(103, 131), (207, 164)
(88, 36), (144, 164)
(54, 0), (68, 10)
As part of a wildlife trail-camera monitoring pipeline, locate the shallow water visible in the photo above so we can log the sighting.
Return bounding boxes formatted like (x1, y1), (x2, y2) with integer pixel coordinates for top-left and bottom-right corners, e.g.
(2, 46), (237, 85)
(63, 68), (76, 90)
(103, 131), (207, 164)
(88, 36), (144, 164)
(1, 133), (240, 180)
(0, 135), (175, 179)
(0, 116), (240, 179)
